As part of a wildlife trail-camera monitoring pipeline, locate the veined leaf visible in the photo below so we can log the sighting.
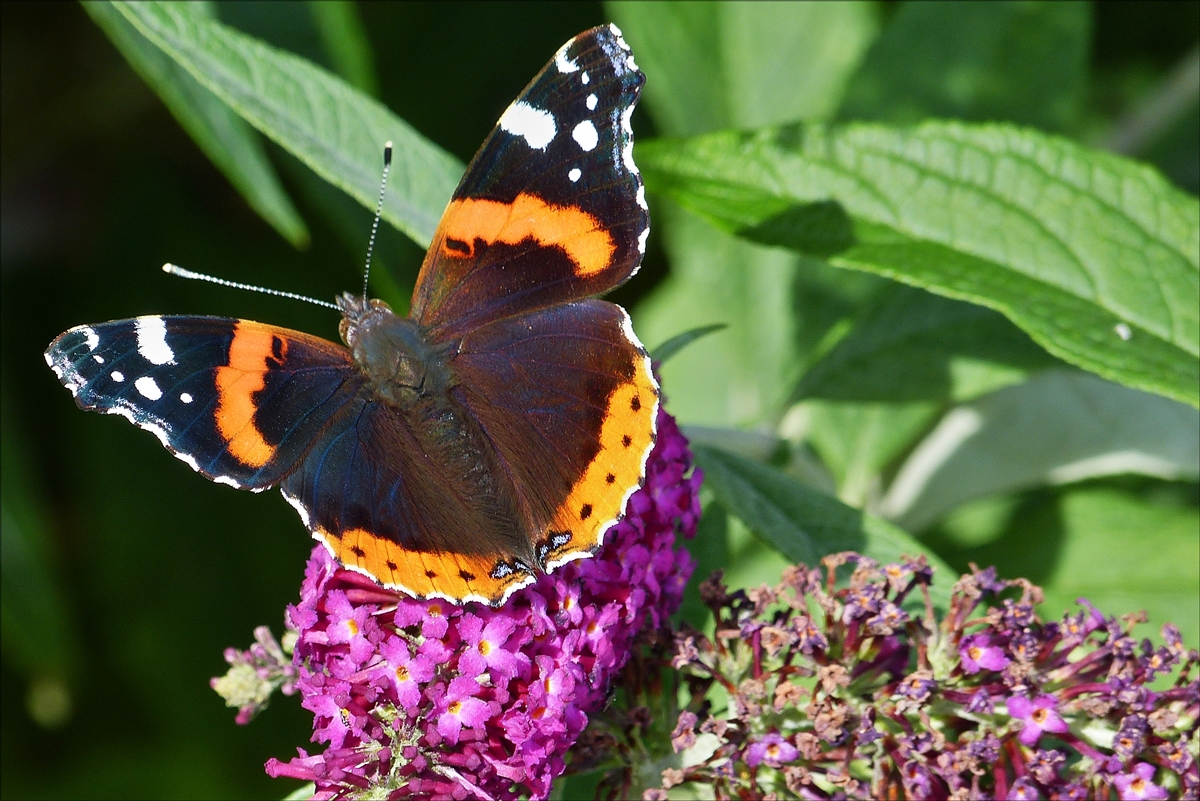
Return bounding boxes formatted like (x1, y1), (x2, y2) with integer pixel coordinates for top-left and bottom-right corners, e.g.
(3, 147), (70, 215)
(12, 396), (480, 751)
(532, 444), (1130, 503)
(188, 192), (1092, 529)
(639, 122), (1200, 407)
(113, 0), (463, 247)
(694, 444), (953, 608)
(796, 285), (1062, 403)
(881, 369), (1200, 531)
(84, 1), (309, 248)
(308, 0), (378, 98)
(611, 2), (879, 428)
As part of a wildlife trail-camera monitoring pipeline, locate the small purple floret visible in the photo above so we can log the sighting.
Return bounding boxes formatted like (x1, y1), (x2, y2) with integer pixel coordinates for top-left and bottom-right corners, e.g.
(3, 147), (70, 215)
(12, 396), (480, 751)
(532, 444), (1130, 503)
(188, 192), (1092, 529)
(263, 409), (701, 800)
(960, 633), (1011, 674)
(1007, 694), (1069, 746)
(1113, 763), (1170, 800)
(744, 732), (798, 767)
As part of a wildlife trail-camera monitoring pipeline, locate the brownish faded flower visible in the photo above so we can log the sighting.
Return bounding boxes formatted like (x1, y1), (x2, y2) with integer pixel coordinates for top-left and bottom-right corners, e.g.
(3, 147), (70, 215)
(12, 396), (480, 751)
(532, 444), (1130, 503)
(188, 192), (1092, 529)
(648, 555), (1199, 799)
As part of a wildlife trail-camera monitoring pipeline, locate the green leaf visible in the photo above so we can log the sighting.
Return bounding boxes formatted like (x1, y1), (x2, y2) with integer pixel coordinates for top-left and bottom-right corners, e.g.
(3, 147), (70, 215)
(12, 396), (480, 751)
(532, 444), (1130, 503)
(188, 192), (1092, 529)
(611, 2), (879, 428)
(881, 370), (1200, 530)
(933, 482), (1199, 651)
(676, 500), (731, 631)
(1037, 485), (1199, 650)
(633, 206), (803, 427)
(840, 1), (1090, 133)
(796, 285), (1063, 403)
(801, 400), (940, 507)
(651, 323), (727, 364)
(113, 0), (463, 247)
(694, 444), (953, 608)
(84, 1), (309, 248)
(608, 1), (877, 134)
(639, 122), (1200, 407)
(308, 0), (378, 98)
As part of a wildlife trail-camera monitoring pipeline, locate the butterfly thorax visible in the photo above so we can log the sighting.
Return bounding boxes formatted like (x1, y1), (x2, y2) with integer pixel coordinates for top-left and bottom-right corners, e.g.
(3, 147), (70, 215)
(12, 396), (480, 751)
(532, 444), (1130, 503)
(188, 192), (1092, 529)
(336, 292), (533, 565)
(337, 293), (454, 408)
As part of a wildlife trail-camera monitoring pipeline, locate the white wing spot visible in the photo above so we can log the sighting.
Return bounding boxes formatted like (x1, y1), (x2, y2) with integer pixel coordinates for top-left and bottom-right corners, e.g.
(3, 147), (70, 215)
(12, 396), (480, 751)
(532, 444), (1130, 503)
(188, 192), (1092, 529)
(80, 326), (99, 351)
(569, 167), (582, 183)
(555, 42), (579, 73)
(586, 94), (598, 111)
(135, 376), (162, 401)
(135, 316), (175, 365)
(92, 354), (105, 364)
(581, 71), (590, 85)
(572, 120), (599, 152)
(499, 101), (556, 150)
(111, 370), (125, 383)
(638, 227), (650, 254)
(180, 392), (193, 404)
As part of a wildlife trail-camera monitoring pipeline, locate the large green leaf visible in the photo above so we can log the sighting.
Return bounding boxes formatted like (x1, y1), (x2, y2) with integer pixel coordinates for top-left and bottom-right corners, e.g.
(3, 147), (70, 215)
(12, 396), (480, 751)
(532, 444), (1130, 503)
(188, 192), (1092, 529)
(639, 122), (1200, 407)
(800, 400), (939, 507)
(84, 1), (309, 248)
(609, 2), (879, 136)
(840, 1), (1091, 133)
(880, 369), (1200, 530)
(1036, 485), (1199, 650)
(694, 444), (953, 608)
(610, 2), (879, 427)
(308, 0), (378, 98)
(113, 1), (463, 247)
(933, 483), (1199, 650)
(796, 285), (1062, 403)
(635, 206), (803, 426)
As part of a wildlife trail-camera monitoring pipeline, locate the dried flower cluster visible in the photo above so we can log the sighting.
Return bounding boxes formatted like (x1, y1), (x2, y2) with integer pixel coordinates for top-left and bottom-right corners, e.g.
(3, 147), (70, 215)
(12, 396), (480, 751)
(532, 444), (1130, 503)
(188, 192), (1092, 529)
(215, 409), (701, 800)
(656, 555), (1199, 800)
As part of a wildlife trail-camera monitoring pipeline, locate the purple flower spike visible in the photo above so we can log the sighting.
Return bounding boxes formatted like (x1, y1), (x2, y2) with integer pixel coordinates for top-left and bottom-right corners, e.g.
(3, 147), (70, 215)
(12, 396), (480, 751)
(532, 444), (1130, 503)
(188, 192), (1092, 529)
(744, 732), (798, 767)
(1114, 763), (1170, 800)
(263, 408), (701, 800)
(1007, 694), (1069, 746)
(960, 633), (1011, 674)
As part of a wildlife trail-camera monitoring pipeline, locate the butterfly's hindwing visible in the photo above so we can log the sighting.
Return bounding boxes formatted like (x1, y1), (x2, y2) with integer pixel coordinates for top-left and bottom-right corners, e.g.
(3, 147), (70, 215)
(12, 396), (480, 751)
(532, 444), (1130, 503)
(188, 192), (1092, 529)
(451, 299), (659, 567)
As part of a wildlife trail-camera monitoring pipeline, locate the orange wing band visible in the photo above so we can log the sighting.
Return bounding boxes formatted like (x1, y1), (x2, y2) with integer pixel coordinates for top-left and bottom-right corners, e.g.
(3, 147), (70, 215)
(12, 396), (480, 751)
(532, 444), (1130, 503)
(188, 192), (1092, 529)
(438, 193), (615, 278)
(214, 322), (280, 468)
(319, 526), (536, 606)
(543, 353), (659, 567)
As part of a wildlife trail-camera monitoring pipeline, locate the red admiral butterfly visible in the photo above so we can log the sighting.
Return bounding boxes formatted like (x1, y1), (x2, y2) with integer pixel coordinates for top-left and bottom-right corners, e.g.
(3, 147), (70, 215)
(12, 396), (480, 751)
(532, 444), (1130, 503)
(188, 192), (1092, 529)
(45, 25), (656, 606)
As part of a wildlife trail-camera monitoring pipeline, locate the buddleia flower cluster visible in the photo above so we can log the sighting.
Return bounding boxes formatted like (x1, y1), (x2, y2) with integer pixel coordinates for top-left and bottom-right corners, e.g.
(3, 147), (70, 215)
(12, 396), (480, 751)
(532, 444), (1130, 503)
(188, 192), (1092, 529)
(213, 409), (701, 800)
(653, 555), (1198, 800)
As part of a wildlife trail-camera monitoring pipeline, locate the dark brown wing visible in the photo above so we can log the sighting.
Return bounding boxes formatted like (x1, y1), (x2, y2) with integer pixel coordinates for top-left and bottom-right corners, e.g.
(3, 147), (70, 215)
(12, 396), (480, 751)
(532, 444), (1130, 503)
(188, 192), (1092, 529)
(410, 25), (648, 340)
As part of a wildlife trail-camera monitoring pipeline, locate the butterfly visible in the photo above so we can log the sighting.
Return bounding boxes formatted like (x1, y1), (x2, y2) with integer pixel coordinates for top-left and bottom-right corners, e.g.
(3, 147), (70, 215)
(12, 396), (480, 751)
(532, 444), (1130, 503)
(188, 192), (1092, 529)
(44, 24), (656, 606)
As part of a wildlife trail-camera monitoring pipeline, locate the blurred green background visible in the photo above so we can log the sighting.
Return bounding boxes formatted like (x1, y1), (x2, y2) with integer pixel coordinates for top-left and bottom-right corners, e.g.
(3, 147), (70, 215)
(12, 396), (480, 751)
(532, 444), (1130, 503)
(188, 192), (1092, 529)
(2, 2), (1197, 799)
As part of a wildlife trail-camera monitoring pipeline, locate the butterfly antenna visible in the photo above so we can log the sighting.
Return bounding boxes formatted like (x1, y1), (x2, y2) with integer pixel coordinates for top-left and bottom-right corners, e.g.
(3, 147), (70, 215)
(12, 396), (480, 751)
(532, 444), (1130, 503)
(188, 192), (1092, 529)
(162, 264), (339, 310)
(362, 141), (394, 300)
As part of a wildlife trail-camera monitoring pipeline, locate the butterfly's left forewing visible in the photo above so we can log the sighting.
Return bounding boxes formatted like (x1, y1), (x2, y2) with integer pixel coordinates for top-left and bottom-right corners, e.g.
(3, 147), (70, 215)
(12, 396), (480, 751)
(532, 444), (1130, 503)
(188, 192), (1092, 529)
(411, 24), (648, 339)
(45, 317), (363, 489)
